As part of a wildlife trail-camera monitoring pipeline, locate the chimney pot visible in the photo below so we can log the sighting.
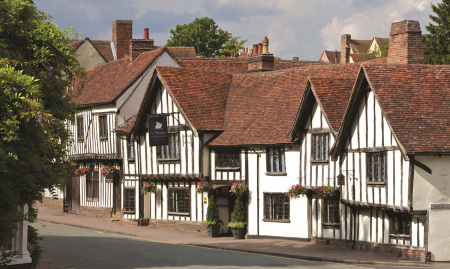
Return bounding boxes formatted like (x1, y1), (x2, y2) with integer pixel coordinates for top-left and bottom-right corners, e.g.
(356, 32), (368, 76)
(258, 43), (263, 54)
(262, 36), (269, 54)
(144, 28), (149, 39)
(293, 56), (299, 62)
(253, 44), (258, 55)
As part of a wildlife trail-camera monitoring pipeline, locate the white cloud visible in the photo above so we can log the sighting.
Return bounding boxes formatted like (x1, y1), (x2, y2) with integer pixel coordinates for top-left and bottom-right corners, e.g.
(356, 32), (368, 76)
(59, 0), (100, 22)
(123, 0), (207, 18)
(319, 0), (438, 50)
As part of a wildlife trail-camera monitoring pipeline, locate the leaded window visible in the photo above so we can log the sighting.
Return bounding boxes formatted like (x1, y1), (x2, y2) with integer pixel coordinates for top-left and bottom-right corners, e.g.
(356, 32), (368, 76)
(322, 199), (340, 226)
(389, 213), (411, 236)
(168, 189), (190, 214)
(86, 171), (99, 201)
(312, 133), (329, 161)
(264, 193), (289, 220)
(215, 149), (240, 169)
(158, 132), (179, 160)
(266, 147), (285, 173)
(77, 117), (84, 141)
(367, 152), (386, 182)
(99, 115), (108, 139)
(124, 188), (135, 213)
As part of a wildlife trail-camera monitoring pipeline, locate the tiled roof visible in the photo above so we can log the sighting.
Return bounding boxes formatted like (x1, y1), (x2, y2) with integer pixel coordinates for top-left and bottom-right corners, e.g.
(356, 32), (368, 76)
(90, 40), (114, 62)
(364, 64), (450, 154)
(72, 47), (166, 106)
(309, 78), (356, 132)
(115, 114), (137, 134)
(322, 50), (341, 63)
(157, 66), (233, 131)
(350, 39), (372, 54)
(210, 64), (360, 146)
(178, 58), (249, 74)
(351, 53), (364, 63)
(166, 47), (196, 58)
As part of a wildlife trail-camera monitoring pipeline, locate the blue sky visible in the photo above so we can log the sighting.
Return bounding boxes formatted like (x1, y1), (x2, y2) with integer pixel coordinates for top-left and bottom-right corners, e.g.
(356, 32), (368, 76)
(35, 0), (439, 60)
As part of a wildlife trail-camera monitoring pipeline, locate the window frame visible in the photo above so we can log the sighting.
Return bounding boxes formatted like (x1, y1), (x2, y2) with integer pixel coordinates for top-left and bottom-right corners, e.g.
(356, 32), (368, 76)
(127, 136), (135, 162)
(311, 132), (329, 163)
(77, 116), (84, 142)
(388, 212), (411, 239)
(168, 188), (190, 216)
(215, 149), (241, 171)
(99, 115), (108, 140)
(156, 130), (180, 162)
(322, 198), (340, 229)
(263, 193), (290, 222)
(123, 187), (136, 214)
(86, 170), (99, 202)
(266, 147), (286, 175)
(366, 151), (387, 184)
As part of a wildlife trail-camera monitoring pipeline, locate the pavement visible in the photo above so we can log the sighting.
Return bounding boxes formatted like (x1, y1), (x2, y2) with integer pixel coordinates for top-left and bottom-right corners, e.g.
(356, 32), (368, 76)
(34, 202), (450, 269)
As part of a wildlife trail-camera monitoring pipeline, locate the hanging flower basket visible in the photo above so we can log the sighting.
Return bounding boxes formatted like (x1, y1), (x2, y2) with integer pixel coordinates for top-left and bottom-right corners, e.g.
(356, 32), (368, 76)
(74, 168), (88, 177)
(230, 182), (247, 196)
(315, 186), (338, 199)
(287, 184), (307, 198)
(101, 165), (119, 178)
(197, 180), (212, 194)
(141, 182), (158, 194)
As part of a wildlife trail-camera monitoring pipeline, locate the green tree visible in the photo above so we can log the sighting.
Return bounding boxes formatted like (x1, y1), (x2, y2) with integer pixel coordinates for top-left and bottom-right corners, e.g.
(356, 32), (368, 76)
(203, 195), (223, 227)
(166, 17), (246, 57)
(425, 0), (450, 64)
(0, 0), (83, 265)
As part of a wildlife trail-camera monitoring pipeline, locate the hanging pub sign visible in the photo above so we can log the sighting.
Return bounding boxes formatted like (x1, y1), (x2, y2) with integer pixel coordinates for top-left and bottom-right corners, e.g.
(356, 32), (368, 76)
(148, 115), (168, 146)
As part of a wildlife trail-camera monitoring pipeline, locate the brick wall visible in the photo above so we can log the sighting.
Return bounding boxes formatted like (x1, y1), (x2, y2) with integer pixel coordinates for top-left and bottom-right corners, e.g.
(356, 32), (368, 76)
(130, 39), (154, 61)
(340, 34), (351, 64)
(112, 20), (132, 59)
(247, 54), (274, 72)
(387, 20), (424, 64)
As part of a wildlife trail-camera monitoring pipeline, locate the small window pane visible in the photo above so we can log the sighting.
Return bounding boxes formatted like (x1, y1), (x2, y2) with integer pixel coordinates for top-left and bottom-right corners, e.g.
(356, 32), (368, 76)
(266, 147), (286, 173)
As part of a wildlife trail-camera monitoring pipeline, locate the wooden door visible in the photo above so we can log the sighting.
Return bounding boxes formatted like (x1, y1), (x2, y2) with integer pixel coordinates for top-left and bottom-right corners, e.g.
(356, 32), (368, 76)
(113, 175), (121, 215)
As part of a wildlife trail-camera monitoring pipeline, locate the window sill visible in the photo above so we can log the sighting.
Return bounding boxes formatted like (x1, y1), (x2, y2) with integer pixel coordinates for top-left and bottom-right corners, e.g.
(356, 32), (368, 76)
(311, 160), (329, 165)
(99, 137), (108, 141)
(265, 172), (287, 176)
(215, 167), (241, 171)
(367, 181), (386, 186)
(86, 198), (99, 202)
(168, 212), (190, 216)
(123, 211), (136, 215)
(77, 139), (84, 143)
(389, 234), (410, 239)
(157, 159), (180, 163)
(322, 223), (340, 229)
(128, 158), (135, 163)
(262, 219), (290, 223)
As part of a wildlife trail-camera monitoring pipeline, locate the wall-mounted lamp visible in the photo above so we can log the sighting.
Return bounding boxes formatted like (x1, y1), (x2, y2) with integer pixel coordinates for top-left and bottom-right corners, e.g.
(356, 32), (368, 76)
(337, 174), (345, 185)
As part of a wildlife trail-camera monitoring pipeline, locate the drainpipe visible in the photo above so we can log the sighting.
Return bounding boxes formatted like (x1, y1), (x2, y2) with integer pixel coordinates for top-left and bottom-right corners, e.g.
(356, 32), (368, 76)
(252, 148), (261, 236)
(138, 136), (143, 225)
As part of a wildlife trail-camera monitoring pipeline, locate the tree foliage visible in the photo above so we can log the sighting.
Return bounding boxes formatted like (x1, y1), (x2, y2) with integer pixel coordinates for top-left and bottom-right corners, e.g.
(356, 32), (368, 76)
(425, 0), (450, 64)
(0, 0), (83, 265)
(166, 17), (246, 57)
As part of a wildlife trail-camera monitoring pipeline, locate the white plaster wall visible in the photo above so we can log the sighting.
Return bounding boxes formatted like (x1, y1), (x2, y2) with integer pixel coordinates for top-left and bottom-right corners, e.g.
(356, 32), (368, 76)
(76, 41), (107, 70)
(429, 209), (450, 261)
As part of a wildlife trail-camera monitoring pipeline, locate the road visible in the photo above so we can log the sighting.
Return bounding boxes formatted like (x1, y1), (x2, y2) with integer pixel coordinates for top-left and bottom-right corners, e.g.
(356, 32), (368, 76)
(33, 221), (379, 269)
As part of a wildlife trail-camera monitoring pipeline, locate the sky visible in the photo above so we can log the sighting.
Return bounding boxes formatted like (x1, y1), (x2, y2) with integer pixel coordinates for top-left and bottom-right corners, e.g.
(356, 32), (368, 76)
(35, 0), (440, 60)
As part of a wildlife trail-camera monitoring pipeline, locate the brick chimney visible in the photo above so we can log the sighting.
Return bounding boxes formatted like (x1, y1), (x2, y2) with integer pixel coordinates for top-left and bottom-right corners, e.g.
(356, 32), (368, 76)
(112, 20), (133, 59)
(387, 20), (424, 64)
(248, 36), (274, 72)
(130, 28), (154, 62)
(340, 34), (351, 64)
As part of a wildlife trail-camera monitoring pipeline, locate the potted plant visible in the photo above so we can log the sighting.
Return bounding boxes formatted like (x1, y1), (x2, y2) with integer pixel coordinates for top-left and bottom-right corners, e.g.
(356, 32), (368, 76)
(287, 184), (307, 199)
(101, 165), (119, 179)
(74, 168), (88, 177)
(197, 180), (212, 194)
(141, 182), (158, 194)
(227, 195), (246, 239)
(315, 185), (339, 199)
(202, 195), (223, 237)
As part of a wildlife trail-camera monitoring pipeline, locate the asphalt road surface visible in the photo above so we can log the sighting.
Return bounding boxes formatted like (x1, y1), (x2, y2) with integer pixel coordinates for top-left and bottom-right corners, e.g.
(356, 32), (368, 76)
(33, 221), (402, 269)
